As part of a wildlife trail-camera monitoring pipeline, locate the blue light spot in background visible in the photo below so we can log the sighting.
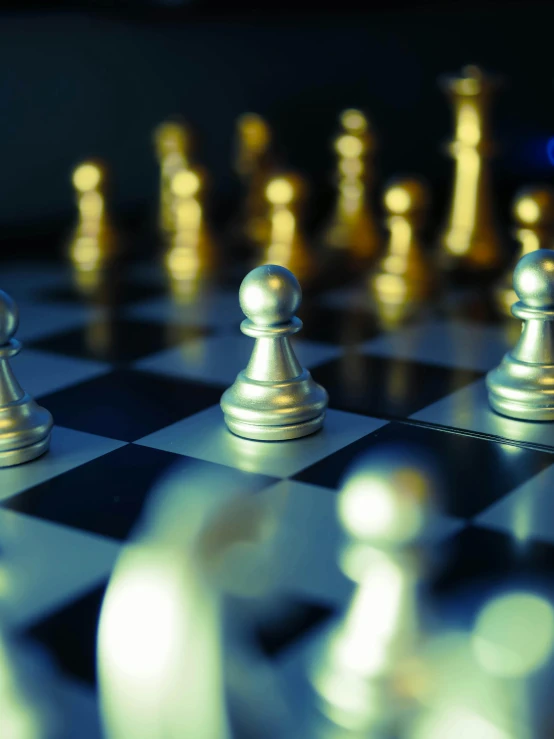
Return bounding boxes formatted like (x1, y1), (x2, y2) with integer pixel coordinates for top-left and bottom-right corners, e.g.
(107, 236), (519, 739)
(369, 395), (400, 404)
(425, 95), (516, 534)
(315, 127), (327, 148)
(547, 138), (554, 165)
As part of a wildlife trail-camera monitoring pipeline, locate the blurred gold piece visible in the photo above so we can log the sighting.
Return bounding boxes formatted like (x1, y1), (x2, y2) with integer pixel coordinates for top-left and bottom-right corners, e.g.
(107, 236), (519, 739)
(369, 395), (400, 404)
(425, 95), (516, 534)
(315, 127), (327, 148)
(258, 173), (317, 284)
(436, 65), (504, 275)
(494, 186), (554, 316)
(369, 177), (435, 324)
(233, 113), (275, 248)
(67, 159), (118, 273)
(154, 119), (193, 234)
(320, 109), (381, 266)
(164, 166), (217, 298)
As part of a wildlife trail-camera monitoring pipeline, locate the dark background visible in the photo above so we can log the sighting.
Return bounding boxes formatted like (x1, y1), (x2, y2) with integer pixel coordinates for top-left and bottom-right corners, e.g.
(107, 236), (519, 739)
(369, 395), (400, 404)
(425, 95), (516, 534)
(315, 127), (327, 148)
(1, 0), (553, 250)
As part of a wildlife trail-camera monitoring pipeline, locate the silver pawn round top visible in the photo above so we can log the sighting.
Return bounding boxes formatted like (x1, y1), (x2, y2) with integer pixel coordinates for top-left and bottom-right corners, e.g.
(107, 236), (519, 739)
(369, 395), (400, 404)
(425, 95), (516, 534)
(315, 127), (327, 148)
(0, 290), (19, 346)
(514, 249), (554, 309)
(239, 264), (302, 326)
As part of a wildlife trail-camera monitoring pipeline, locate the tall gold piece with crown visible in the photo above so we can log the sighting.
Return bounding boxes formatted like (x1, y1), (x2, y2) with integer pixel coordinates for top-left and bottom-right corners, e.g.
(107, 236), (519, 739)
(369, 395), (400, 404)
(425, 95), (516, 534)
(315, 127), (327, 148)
(436, 65), (504, 277)
(494, 186), (554, 316)
(320, 109), (381, 268)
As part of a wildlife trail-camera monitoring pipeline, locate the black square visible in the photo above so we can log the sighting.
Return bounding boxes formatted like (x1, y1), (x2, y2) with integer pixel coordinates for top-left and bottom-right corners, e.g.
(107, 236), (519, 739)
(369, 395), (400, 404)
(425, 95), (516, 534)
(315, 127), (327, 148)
(39, 279), (164, 307)
(294, 422), (554, 519)
(298, 304), (382, 345)
(310, 353), (483, 418)
(256, 599), (335, 658)
(3, 444), (277, 540)
(37, 369), (222, 441)
(26, 583), (106, 687)
(28, 318), (212, 363)
(431, 526), (554, 628)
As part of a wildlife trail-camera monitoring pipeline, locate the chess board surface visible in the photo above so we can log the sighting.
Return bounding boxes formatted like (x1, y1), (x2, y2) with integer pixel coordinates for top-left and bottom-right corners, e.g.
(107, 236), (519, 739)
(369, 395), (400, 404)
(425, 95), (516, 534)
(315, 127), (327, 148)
(2, 258), (554, 736)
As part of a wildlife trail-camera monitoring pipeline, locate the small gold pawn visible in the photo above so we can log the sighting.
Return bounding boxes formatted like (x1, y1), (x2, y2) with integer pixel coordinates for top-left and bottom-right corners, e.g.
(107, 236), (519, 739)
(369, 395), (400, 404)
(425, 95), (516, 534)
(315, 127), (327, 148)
(67, 160), (118, 275)
(153, 119), (193, 234)
(436, 65), (504, 276)
(494, 186), (554, 316)
(164, 166), (217, 299)
(320, 109), (381, 266)
(258, 174), (317, 286)
(369, 177), (435, 323)
(233, 113), (275, 249)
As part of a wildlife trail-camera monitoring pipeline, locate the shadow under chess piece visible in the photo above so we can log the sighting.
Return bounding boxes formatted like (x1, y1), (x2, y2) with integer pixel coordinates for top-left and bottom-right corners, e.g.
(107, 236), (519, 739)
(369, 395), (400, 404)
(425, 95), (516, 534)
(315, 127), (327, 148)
(258, 174), (318, 287)
(232, 113), (275, 252)
(154, 118), (194, 235)
(494, 186), (554, 317)
(487, 249), (554, 420)
(220, 265), (328, 441)
(369, 177), (436, 327)
(436, 65), (505, 279)
(320, 108), (381, 270)
(164, 166), (218, 300)
(0, 291), (53, 467)
(309, 445), (436, 735)
(67, 160), (119, 271)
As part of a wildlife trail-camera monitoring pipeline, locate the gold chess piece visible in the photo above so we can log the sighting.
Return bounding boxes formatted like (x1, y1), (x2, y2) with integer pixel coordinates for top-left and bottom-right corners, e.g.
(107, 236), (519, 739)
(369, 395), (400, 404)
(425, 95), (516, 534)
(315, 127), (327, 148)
(67, 160), (119, 292)
(320, 109), (381, 267)
(164, 166), (217, 300)
(259, 173), (317, 286)
(436, 65), (504, 277)
(494, 186), (554, 316)
(153, 119), (193, 234)
(369, 177), (436, 325)
(233, 113), (275, 249)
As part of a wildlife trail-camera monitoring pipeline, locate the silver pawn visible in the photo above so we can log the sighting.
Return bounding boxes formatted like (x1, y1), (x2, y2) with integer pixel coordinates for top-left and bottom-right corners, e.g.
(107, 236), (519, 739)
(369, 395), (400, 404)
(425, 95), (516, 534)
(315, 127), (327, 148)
(221, 265), (328, 441)
(0, 290), (53, 466)
(487, 249), (554, 420)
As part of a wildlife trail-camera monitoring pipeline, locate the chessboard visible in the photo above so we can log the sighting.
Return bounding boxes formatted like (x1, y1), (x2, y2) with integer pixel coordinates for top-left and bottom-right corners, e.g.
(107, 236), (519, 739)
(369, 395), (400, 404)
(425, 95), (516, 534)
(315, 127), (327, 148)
(2, 257), (554, 737)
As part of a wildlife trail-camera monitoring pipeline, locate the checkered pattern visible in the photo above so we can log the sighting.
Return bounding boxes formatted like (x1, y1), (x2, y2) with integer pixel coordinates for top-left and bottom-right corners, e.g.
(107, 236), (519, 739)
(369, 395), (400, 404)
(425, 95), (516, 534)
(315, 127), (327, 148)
(2, 261), (554, 736)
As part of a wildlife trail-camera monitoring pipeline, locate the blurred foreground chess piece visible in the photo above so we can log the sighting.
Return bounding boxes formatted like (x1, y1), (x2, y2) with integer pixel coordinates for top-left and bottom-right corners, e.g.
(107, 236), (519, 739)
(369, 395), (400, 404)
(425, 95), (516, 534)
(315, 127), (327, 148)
(487, 249), (554, 420)
(233, 113), (275, 251)
(259, 174), (317, 286)
(154, 119), (194, 235)
(436, 65), (504, 279)
(0, 291), (53, 467)
(494, 186), (554, 316)
(310, 445), (436, 735)
(369, 177), (436, 327)
(164, 166), (218, 300)
(67, 160), (119, 277)
(221, 265), (328, 440)
(320, 109), (381, 271)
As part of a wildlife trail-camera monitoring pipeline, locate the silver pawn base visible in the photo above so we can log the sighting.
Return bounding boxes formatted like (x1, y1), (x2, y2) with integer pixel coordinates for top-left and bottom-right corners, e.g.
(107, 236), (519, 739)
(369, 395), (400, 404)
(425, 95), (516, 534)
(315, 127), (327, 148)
(486, 250), (554, 421)
(221, 265), (328, 442)
(0, 291), (53, 468)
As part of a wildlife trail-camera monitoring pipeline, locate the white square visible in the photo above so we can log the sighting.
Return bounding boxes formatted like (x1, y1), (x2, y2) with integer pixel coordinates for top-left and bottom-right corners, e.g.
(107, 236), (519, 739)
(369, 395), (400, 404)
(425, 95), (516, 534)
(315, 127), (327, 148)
(475, 464), (554, 544)
(11, 349), (110, 398)
(134, 334), (341, 386)
(0, 426), (127, 502)
(363, 319), (509, 371)
(16, 299), (97, 342)
(411, 378), (554, 449)
(136, 405), (386, 478)
(0, 508), (120, 630)
(126, 290), (244, 329)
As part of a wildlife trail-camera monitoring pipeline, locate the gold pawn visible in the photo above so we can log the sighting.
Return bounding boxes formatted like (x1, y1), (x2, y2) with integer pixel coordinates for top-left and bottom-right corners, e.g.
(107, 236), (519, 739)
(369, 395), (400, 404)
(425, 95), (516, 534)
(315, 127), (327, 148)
(494, 186), (554, 316)
(234, 113), (274, 248)
(259, 173), (317, 285)
(369, 177), (435, 325)
(164, 166), (217, 300)
(320, 109), (381, 266)
(436, 65), (504, 275)
(67, 160), (118, 294)
(153, 119), (193, 234)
